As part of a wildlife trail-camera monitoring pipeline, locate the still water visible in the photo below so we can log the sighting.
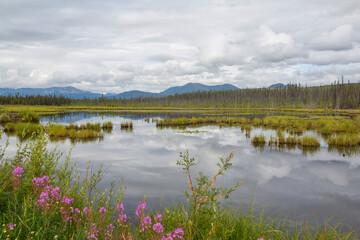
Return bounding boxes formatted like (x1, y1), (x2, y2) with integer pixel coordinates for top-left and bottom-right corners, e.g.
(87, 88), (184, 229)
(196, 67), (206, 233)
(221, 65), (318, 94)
(2, 112), (360, 228)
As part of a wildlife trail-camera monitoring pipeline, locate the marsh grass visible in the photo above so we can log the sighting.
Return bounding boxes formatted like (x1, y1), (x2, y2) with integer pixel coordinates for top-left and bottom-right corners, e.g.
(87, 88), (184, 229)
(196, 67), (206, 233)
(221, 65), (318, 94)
(121, 121), (133, 130)
(327, 134), (360, 146)
(285, 136), (297, 145)
(298, 135), (321, 147)
(156, 116), (360, 136)
(102, 121), (113, 130)
(251, 134), (266, 147)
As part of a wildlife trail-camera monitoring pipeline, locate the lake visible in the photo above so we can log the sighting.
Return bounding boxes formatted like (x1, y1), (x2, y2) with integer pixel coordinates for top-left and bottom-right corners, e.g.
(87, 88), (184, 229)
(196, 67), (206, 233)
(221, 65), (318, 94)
(1, 112), (360, 228)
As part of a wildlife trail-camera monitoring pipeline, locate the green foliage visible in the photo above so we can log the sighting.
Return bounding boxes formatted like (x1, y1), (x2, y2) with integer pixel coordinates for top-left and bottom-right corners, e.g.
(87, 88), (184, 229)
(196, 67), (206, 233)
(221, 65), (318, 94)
(298, 135), (321, 147)
(0, 113), (10, 123)
(18, 110), (40, 123)
(176, 150), (244, 239)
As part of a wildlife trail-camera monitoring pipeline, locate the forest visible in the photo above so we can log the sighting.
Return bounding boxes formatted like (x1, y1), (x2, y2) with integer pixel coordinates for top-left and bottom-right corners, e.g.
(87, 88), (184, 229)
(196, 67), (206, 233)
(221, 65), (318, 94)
(0, 81), (359, 109)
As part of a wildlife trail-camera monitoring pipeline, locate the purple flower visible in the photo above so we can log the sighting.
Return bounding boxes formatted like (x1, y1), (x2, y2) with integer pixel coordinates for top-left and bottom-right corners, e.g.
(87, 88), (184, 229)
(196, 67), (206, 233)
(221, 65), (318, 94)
(72, 208), (81, 214)
(12, 166), (23, 178)
(154, 213), (162, 222)
(83, 207), (91, 213)
(116, 202), (124, 212)
(87, 234), (97, 239)
(140, 215), (152, 232)
(135, 200), (147, 218)
(153, 223), (164, 234)
(117, 213), (127, 225)
(105, 224), (115, 237)
(50, 186), (60, 200)
(61, 195), (74, 205)
(99, 207), (106, 213)
(32, 175), (49, 186)
(8, 223), (16, 230)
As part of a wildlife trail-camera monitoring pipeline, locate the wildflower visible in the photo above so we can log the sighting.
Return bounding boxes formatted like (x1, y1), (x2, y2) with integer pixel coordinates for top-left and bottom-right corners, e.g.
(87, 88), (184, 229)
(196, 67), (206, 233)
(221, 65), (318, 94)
(83, 207), (91, 214)
(140, 215), (151, 232)
(154, 213), (162, 222)
(12, 167), (23, 178)
(7, 223), (16, 230)
(117, 213), (127, 225)
(116, 202), (124, 212)
(153, 223), (164, 234)
(87, 234), (96, 239)
(61, 196), (74, 205)
(135, 200), (146, 218)
(32, 175), (49, 186)
(99, 207), (106, 213)
(105, 224), (115, 238)
(71, 208), (81, 214)
(173, 228), (184, 237)
(12, 166), (23, 191)
(50, 186), (61, 200)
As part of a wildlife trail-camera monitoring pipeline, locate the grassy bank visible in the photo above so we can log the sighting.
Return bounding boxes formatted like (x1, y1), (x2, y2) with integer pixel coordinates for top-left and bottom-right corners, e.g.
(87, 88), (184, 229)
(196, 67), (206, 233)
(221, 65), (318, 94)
(1, 105), (360, 116)
(2, 121), (112, 142)
(0, 135), (358, 239)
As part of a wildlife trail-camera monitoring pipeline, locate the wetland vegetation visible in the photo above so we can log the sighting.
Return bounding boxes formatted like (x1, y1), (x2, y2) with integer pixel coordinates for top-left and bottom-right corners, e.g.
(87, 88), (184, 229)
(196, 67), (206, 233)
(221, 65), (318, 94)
(1, 135), (358, 240)
(0, 83), (359, 239)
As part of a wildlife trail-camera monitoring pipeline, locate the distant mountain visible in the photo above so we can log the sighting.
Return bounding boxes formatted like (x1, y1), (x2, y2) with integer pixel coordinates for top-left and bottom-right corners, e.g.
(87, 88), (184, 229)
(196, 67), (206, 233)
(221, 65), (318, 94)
(114, 90), (157, 99)
(159, 83), (238, 96)
(268, 83), (285, 88)
(0, 82), (240, 100)
(0, 86), (103, 99)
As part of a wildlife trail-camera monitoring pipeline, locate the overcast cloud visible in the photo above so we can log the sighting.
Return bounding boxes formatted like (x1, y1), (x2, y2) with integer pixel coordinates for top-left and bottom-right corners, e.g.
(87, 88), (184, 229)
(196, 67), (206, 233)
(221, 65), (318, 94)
(0, 0), (359, 93)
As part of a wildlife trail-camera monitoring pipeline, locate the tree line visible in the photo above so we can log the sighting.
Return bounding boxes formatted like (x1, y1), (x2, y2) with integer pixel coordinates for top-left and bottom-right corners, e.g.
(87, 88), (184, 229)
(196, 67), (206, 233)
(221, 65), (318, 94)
(0, 81), (359, 109)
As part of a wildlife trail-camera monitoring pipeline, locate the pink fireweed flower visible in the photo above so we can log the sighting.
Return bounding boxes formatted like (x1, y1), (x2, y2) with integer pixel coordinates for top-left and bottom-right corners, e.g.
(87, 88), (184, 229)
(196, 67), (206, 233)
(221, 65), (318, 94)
(83, 207), (91, 214)
(154, 213), (162, 222)
(116, 202), (124, 212)
(173, 228), (185, 239)
(105, 224), (115, 238)
(71, 208), (81, 214)
(117, 202), (127, 225)
(99, 207), (106, 213)
(140, 215), (152, 233)
(87, 234), (97, 239)
(135, 200), (147, 218)
(117, 213), (127, 225)
(257, 238), (265, 240)
(50, 186), (61, 200)
(12, 166), (23, 177)
(153, 223), (164, 234)
(32, 175), (49, 186)
(12, 166), (23, 191)
(87, 223), (99, 239)
(61, 195), (74, 205)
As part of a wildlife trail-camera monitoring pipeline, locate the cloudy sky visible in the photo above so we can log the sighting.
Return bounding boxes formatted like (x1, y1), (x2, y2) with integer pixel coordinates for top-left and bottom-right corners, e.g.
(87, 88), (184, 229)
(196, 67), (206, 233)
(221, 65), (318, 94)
(0, 0), (359, 93)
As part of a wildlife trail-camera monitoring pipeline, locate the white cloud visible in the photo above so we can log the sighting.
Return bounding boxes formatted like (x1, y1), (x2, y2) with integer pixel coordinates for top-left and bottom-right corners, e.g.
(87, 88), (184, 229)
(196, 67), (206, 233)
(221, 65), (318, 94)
(310, 24), (354, 51)
(257, 25), (306, 62)
(0, 0), (359, 92)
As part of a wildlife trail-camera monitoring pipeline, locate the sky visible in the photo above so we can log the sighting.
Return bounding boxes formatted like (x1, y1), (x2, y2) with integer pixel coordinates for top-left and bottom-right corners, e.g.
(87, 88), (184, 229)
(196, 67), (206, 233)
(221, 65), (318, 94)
(0, 0), (359, 94)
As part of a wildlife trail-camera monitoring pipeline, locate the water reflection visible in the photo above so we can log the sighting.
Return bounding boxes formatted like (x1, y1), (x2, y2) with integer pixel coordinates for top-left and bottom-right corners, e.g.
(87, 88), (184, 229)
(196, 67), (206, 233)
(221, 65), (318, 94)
(0, 113), (359, 228)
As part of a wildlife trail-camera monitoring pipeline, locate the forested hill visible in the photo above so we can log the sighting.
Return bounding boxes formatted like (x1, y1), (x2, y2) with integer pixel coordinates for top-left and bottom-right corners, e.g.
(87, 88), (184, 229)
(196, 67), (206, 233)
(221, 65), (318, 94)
(0, 82), (359, 109)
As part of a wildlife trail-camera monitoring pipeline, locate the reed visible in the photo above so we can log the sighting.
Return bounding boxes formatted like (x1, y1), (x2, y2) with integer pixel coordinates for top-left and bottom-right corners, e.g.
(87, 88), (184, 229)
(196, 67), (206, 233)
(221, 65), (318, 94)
(327, 134), (360, 146)
(285, 136), (297, 145)
(251, 134), (266, 144)
(121, 121), (133, 130)
(101, 121), (113, 129)
(298, 135), (321, 147)
(48, 124), (69, 138)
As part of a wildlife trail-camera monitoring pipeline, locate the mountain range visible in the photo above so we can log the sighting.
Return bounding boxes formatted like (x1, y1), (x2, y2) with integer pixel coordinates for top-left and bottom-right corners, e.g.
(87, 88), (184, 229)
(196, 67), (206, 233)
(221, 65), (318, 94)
(0, 82), (283, 99)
